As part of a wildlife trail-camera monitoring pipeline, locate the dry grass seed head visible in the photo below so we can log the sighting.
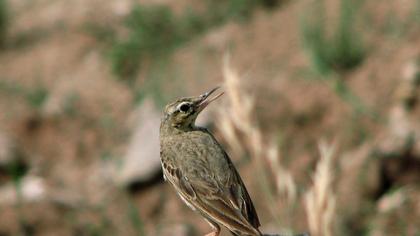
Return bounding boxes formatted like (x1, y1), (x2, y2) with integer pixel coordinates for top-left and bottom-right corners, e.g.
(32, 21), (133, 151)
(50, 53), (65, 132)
(305, 141), (336, 236)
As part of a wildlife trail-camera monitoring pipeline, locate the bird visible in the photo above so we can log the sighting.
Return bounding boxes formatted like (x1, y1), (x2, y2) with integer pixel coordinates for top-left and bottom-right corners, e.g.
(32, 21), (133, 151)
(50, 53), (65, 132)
(159, 86), (263, 236)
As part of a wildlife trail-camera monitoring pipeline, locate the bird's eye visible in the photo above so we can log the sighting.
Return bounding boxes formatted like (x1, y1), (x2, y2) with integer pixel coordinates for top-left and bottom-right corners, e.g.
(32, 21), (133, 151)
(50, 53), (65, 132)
(178, 103), (191, 112)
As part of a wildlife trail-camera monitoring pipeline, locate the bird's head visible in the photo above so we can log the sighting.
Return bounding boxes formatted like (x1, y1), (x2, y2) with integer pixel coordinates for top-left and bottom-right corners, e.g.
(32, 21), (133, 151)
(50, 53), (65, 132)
(161, 87), (224, 130)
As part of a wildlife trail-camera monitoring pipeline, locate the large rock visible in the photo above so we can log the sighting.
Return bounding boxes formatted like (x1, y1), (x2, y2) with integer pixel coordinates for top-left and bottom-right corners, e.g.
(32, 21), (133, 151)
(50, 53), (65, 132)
(116, 98), (162, 189)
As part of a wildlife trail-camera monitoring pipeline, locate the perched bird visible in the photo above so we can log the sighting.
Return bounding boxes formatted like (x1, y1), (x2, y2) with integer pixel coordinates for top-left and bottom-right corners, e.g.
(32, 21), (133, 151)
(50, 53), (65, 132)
(160, 87), (262, 236)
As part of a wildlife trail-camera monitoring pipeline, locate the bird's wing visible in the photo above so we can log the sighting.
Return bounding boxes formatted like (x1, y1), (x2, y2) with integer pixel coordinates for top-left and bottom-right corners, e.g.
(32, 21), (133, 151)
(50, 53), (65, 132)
(199, 155), (262, 235)
(162, 133), (261, 235)
(225, 155), (261, 228)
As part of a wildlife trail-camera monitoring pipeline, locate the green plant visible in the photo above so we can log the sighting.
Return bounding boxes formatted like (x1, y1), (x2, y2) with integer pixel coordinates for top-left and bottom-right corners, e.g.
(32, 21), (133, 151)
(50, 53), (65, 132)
(0, 0), (8, 47)
(26, 85), (48, 109)
(301, 0), (366, 75)
(110, 1), (275, 79)
(329, 76), (367, 114)
(110, 5), (198, 79)
(0, 80), (48, 109)
(126, 199), (145, 236)
(5, 158), (32, 236)
(5, 159), (28, 183)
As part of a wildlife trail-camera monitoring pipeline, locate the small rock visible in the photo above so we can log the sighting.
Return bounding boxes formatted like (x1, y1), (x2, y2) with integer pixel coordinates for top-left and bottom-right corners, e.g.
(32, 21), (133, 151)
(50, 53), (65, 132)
(0, 176), (47, 205)
(377, 188), (406, 213)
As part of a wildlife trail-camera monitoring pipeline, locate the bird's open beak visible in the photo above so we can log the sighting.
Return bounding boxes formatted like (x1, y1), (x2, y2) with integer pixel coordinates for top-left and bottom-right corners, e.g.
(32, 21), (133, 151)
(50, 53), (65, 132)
(196, 86), (224, 112)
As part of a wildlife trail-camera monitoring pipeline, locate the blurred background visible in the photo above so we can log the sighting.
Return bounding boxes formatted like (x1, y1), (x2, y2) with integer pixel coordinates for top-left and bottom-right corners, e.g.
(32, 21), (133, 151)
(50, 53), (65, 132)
(0, 0), (419, 235)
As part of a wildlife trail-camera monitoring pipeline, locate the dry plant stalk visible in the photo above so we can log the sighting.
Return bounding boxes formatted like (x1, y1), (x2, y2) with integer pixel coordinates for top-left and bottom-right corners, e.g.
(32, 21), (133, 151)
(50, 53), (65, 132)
(266, 141), (297, 204)
(305, 142), (336, 236)
(217, 55), (296, 204)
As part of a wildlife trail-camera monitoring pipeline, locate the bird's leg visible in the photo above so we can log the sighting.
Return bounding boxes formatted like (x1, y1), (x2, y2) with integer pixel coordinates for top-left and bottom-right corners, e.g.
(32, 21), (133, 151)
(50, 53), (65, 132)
(204, 218), (220, 236)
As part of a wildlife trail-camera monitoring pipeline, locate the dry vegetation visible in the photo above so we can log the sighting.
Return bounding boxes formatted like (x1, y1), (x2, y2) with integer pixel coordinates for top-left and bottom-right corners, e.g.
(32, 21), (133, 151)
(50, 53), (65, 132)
(0, 0), (420, 235)
(218, 56), (297, 235)
(305, 142), (336, 236)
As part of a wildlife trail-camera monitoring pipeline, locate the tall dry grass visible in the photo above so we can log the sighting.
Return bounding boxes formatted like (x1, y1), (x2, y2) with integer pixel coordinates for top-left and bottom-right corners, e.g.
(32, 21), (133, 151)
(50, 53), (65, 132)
(305, 142), (336, 236)
(217, 55), (297, 228)
(217, 56), (338, 235)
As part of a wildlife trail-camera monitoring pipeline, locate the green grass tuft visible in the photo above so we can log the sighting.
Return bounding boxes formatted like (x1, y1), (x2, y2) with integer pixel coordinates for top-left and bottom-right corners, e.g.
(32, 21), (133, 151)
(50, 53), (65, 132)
(110, 5), (204, 79)
(110, 1), (277, 79)
(26, 85), (48, 109)
(0, 80), (48, 109)
(300, 0), (366, 75)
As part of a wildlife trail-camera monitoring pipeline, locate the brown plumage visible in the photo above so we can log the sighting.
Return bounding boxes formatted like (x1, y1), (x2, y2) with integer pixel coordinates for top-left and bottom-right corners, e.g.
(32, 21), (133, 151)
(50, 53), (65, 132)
(159, 87), (262, 236)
